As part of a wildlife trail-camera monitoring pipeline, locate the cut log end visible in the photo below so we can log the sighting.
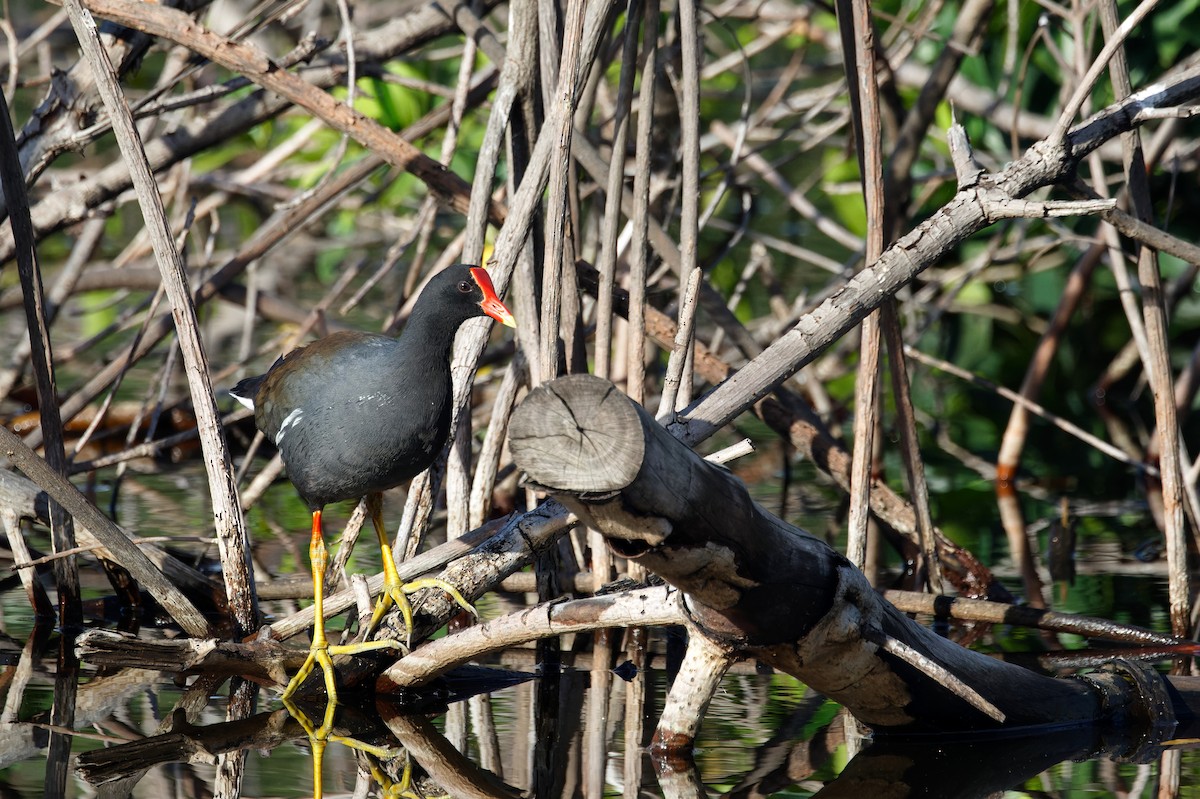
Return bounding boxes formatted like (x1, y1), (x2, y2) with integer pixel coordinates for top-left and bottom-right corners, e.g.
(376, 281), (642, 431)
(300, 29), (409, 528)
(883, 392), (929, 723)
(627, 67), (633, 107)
(510, 374), (645, 493)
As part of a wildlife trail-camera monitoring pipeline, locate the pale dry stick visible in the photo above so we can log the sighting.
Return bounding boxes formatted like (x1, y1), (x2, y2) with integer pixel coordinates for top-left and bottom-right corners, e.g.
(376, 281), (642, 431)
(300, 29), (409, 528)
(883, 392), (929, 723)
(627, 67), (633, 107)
(460, 0), (530, 267)
(626, 0), (661, 406)
(406, 35), (479, 290)
(215, 678), (254, 799)
(69, 286), (168, 460)
(654, 620), (735, 748)
(838, 0), (886, 576)
(0, 425), (211, 635)
(846, 317), (881, 574)
(593, 0), (642, 381)
(657, 267), (704, 419)
(877, 635), (1004, 722)
(469, 354), (529, 529)
(881, 303), (942, 593)
(1050, 0), (1161, 143)
(672, 0), (703, 411)
(0, 605), (39, 726)
(0, 82), (82, 629)
(668, 61), (1189, 449)
(325, 496), (371, 596)
(536, 0), (561, 115)
(540, 0), (588, 386)
(62, 0), (258, 636)
(3, 508), (49, 618)
(1, 0), (488, 264)
(1159, 749), (1182, 799)
(0, 214), (103, 402)
(384, 587), (682, 687)
(884, 0), (995, 225)
(438, 35), (487, 551)
(1098, 1), (1189, 637)
(903, 345), (1156, 474)
(706, 438), (755, 465)
(718, 131), (863, 254)
(438, 0), (619, 498)
(67, 0), (501, 226)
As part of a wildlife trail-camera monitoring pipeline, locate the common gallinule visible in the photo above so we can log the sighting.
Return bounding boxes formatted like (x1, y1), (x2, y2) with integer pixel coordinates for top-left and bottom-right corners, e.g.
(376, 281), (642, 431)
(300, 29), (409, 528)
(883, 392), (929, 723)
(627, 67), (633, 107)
(231, 264), (515, 706)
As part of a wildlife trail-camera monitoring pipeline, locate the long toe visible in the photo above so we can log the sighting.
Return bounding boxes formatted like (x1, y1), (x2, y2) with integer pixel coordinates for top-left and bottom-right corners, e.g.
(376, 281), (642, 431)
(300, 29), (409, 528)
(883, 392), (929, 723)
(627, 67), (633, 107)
(379, 576), (478, 648)
(403, 576), (478, 619)
(282, 651), (318, 700)
(282, 644), (340, 706)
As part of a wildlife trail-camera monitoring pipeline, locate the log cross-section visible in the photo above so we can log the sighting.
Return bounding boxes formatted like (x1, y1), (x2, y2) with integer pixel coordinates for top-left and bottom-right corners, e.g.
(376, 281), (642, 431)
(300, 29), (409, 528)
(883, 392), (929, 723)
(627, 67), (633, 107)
(509, 374), (1141, 733)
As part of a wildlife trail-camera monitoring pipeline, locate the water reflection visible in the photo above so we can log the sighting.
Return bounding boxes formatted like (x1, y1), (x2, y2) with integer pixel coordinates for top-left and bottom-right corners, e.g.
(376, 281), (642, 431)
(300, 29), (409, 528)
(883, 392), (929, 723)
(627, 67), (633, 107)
(0, 624), (1197, 797)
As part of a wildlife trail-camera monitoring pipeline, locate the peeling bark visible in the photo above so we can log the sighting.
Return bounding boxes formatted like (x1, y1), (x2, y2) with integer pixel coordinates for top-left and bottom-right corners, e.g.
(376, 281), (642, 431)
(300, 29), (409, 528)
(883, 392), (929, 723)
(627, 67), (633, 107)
(509, 374), (1180, 735)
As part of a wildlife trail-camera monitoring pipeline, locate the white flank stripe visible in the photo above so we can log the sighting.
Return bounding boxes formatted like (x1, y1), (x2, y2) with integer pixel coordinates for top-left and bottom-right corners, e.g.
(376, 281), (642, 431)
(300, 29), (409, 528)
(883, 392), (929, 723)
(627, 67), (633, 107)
(275, 408), (303, 446)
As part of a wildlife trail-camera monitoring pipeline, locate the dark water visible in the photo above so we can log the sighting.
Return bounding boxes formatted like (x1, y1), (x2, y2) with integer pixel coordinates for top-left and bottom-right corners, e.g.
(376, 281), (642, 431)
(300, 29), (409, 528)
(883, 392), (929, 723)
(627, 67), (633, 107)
(0, 638), (1196, 797)
(1, 464), (1197, 796)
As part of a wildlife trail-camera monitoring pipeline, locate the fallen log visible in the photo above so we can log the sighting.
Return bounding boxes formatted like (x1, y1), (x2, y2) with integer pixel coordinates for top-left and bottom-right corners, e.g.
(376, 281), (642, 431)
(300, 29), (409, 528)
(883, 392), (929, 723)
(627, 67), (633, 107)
(508, 374), (1184, 740)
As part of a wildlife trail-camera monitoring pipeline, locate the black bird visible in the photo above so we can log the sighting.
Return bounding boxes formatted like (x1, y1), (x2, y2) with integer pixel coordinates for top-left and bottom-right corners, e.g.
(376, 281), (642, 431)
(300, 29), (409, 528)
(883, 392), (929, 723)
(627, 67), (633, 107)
(231, 264), (515, 706)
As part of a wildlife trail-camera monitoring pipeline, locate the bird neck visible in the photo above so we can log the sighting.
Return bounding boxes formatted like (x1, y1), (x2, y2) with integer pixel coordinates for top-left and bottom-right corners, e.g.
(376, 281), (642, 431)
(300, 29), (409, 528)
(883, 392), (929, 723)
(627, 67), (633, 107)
(400, 301), (469, 364)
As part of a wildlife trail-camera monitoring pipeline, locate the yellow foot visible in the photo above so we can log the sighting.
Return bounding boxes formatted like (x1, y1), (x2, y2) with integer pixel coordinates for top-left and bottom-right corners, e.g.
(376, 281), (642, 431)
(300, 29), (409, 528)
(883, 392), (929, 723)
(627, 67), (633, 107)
(367, 753), (424, 799)
(282, 695), (404, 799)
(366, 576), (478, 647)
(281, 638), (403, 701)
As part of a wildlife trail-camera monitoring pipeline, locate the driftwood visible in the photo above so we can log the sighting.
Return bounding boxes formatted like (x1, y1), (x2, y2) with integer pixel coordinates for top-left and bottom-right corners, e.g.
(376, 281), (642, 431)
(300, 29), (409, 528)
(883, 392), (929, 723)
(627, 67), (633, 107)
(508, 374), (1186, 741)
(75, 629), (300, 685)
(0, 455), (219, 630)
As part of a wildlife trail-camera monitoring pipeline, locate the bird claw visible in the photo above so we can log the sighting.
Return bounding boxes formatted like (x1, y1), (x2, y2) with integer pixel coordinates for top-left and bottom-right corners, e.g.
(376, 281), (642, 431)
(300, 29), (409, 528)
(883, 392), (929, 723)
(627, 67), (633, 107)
(283, 693), (407, 799)
(365, 576), (478, 648)
(282, 644), (338, 702)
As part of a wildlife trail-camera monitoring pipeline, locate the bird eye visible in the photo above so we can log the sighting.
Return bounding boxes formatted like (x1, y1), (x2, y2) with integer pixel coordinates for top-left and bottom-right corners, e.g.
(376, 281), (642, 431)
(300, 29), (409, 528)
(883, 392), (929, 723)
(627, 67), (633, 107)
(458, 280), (473, 293)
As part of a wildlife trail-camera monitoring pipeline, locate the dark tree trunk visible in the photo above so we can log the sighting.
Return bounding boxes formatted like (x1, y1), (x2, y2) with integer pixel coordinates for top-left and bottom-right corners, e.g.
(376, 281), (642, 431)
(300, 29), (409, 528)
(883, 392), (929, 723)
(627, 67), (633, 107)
(508, 374), (1169, 733)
